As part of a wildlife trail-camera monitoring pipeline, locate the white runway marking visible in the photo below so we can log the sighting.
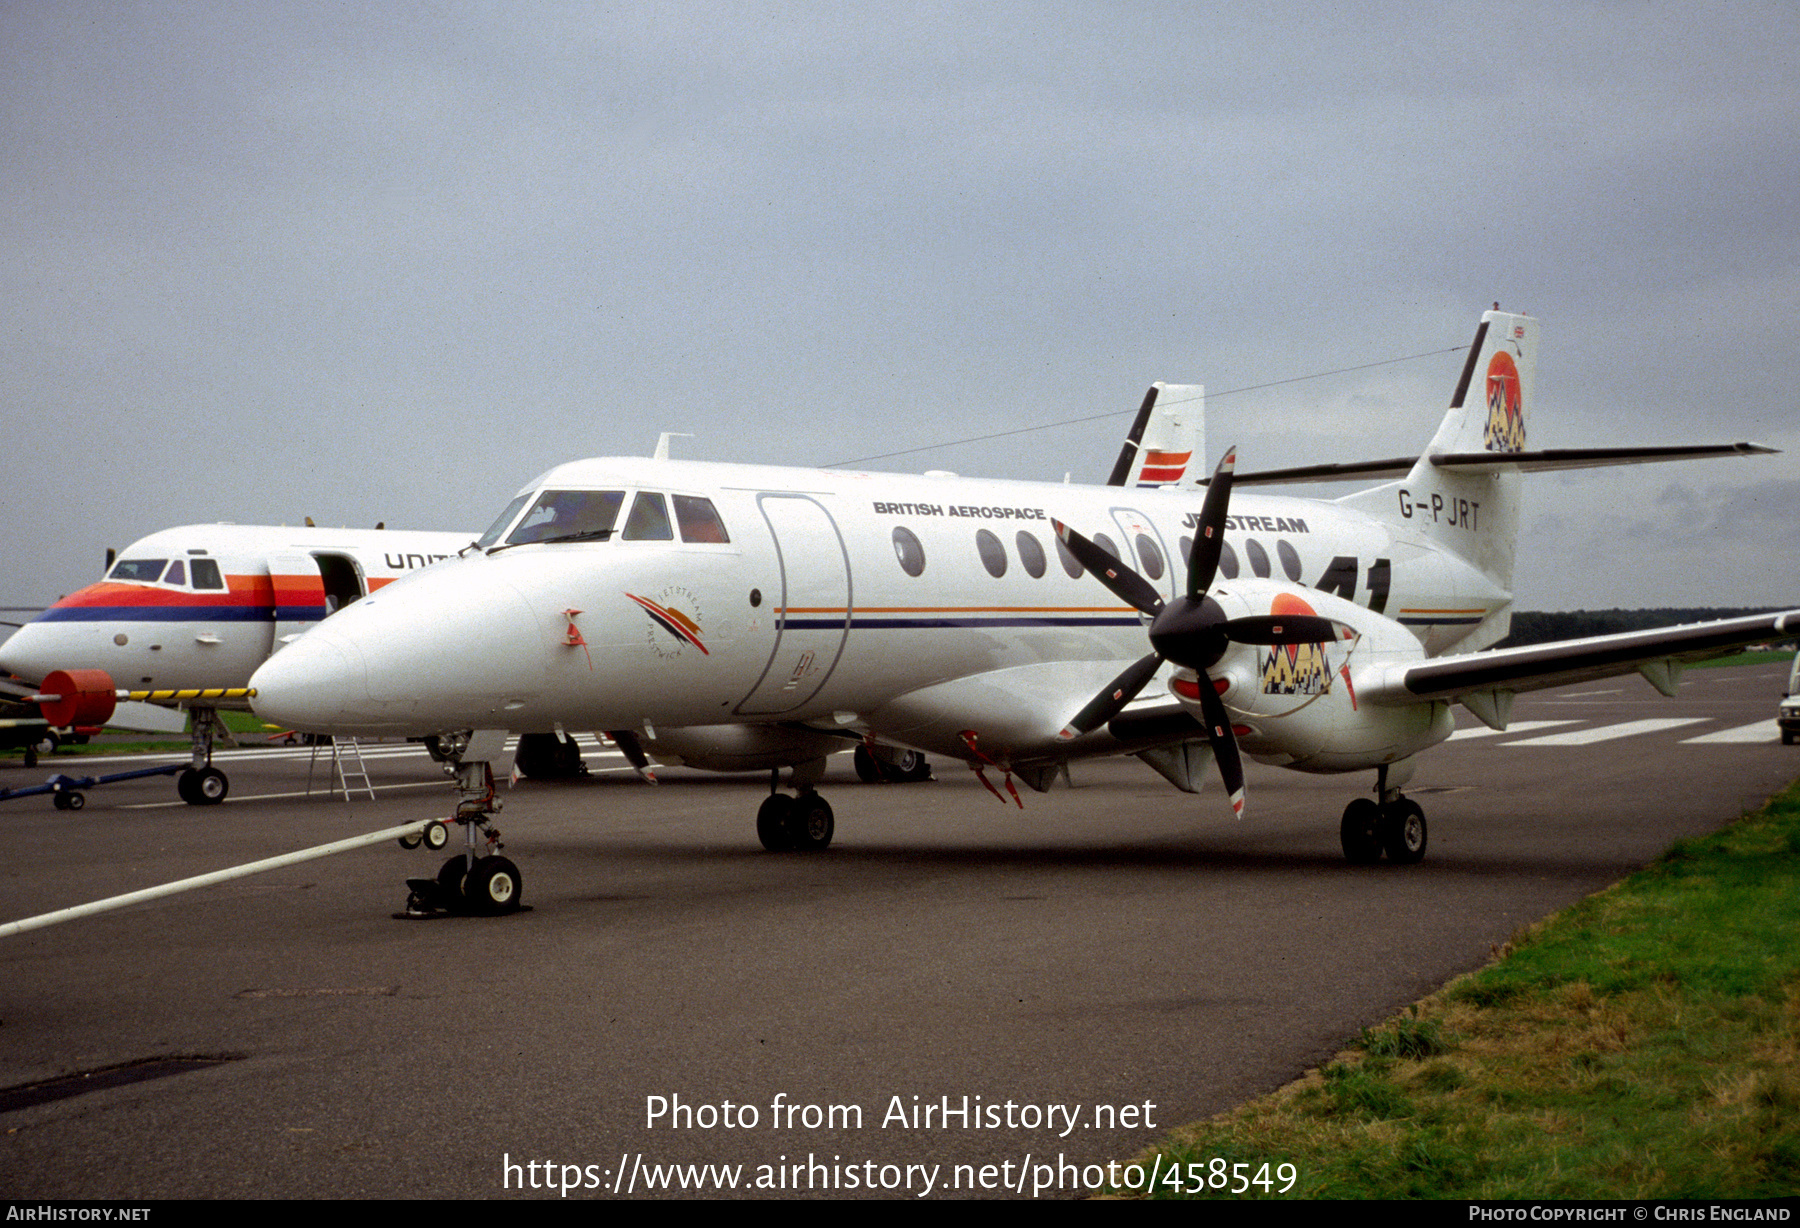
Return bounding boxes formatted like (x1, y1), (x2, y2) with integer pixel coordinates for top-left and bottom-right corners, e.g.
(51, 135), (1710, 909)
(1448, 720), (1578, 741)
(1681, 721), (1783, 744)
(1502, 718), (1709, 746)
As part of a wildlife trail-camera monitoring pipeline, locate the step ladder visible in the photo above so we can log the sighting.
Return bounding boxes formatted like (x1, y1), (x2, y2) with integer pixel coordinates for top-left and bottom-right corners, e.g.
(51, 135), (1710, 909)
(306, 736), (377, 801)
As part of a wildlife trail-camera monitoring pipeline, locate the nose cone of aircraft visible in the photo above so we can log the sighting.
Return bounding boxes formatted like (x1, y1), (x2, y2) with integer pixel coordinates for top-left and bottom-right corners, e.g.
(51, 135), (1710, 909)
(0, 596), (106, 686)
(251, 563), (547, 736)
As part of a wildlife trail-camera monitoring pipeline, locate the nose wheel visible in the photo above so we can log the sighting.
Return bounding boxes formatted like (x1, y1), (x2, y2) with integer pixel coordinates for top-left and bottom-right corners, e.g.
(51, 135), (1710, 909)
(398, 754), (525, 918)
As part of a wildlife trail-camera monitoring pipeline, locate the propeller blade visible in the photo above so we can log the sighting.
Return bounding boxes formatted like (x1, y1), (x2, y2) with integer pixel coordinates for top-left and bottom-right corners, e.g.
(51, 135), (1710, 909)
(1194, 676), (1246, 818)
(1059, 652), (1164, 739)
(1185, 447), (1237, 598)
(1051, 520), (1164, 616)
(1221, 614), (1345, 645)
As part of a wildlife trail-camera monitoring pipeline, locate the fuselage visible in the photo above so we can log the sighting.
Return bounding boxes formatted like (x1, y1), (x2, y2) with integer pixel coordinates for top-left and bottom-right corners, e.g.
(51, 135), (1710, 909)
(0, 523), (472, 695)
(249, 457), (1509, 767)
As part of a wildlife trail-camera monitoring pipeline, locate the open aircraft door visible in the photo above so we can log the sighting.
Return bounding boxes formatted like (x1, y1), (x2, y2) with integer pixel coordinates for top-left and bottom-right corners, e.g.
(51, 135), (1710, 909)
(265, 552), (330, 653)
(735, 494), (852, 716)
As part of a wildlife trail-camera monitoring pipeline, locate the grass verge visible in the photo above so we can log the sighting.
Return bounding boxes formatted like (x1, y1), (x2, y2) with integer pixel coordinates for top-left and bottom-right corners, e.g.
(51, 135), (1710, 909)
(1116, 778), (1800, 1199)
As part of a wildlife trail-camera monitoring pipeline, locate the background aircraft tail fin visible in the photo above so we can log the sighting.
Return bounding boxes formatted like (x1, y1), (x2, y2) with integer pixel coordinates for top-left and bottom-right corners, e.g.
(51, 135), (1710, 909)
(1107, 383), (1206, 488)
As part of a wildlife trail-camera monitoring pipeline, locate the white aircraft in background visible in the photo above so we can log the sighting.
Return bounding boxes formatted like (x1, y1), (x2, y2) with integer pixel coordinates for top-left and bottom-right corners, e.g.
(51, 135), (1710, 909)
(0, 523), (470, 803)
(234, 308), (1793, 915)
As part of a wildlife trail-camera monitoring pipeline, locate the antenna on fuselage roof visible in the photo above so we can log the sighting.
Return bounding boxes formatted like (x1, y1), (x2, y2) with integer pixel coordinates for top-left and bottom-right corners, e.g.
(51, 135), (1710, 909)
(653, 432), (693, 460)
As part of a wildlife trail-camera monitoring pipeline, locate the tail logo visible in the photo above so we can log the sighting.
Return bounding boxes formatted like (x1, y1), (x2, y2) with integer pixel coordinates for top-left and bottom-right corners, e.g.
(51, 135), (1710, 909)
(1482, 350), (1525, 453)
(1260, 593), (1332, 696)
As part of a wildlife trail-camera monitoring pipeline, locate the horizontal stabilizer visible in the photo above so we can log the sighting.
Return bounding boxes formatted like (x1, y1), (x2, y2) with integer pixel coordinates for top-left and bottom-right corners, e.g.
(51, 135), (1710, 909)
(1360, 610), (1800, 706)
(1226, 442), (1776, 486)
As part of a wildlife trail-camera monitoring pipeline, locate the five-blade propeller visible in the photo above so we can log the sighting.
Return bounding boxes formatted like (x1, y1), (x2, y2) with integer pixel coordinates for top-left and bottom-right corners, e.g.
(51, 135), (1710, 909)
(1053, 448), (1343, 818)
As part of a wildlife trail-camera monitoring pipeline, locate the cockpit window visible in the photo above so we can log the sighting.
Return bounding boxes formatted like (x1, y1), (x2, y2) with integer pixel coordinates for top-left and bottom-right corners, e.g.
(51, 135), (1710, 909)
(109, 558), (168, 583)
(191, 559), (225, 590)
(477, 493), (533, 549)
(673, 495), (730, 543)
(164, 560), (187, 587)
(622, 492), (673, 541)
(505, 490), (626, 545)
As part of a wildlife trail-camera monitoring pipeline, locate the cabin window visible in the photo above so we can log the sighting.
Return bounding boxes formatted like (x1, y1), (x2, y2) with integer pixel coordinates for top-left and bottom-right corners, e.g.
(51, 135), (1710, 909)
(673, 495), (730, 543)
(1245, 538), (1271, 578)
(191, 559), (224, 590)
(1134, 534), (1165, 581)
(1276, 540), (1302, 582)
(1015, 531), (1047, 579)
(1218, 541), (1240, 580)
(1055, 533), (1083, 579)
(622, 492), (674, 541)
(507, 490), (626, 545)
(975, 529), (1007, 578)
(163, 560), (187, 587)
(892, 527), (926, 577)
(1092, 533), (1120, 563)
(109, 558), (167, 583)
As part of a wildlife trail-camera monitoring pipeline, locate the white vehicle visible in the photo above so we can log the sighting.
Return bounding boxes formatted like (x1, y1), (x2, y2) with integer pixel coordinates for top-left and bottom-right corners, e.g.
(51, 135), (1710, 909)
(1781, 651), (1800, 745)
(226, 309), (1791, 911)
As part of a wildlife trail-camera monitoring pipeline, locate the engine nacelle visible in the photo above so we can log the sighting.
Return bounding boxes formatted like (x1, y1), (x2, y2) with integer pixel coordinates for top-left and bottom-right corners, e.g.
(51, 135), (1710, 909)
(1171, 581), (1450, 773)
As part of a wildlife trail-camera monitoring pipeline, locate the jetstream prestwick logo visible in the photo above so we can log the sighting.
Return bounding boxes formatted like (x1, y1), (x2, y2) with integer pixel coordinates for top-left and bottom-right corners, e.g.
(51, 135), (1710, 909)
(626, 591), (709, 655)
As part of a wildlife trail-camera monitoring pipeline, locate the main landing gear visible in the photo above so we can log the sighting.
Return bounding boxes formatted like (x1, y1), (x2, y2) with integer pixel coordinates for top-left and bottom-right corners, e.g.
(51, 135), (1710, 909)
(399, 744), (524, 917)
(851, 743), (932, 784)
(1339, 764), (1428, 865)
(756, 762), (835, 852)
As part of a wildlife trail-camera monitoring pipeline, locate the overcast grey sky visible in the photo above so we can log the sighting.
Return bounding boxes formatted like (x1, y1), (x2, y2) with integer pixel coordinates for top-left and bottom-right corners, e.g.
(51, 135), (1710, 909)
(3, 2), (1796, 610)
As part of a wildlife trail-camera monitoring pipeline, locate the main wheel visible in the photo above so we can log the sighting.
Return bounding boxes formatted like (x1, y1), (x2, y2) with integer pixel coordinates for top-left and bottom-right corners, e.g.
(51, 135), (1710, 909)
(852, 744), (882, 783)
(189, 767), (228, 806)
(1340, 798), (1383, 865)
(756, 794), (798, 851)
(177, 768), (198, 804)
(793, 794), (835, 852)
(465, 856), (523, 915)
(1379, 799), (1428, 864)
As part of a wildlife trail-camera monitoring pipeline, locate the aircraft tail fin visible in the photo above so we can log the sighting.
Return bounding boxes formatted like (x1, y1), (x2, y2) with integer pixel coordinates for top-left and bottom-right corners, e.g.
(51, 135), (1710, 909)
(1107, 383), (1206, 488)
(1339, 308), (1536, 645)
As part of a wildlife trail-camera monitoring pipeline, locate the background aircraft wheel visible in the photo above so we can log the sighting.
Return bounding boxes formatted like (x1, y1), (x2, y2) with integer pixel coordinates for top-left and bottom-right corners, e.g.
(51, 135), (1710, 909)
(437, 855), (470, 907)
(422, 820), (450, 850)
(793, 794), (835, 851)
(23, 745), (37, 768)
(756, 795), (797, 852)
(1339, 798), (1383, 865)
(189, 767), (228, 806)
(852, 744), (882, 783)
(465, 856), (523, 915)
(1785, 731), (1797, 746)
(1379, 799), (1428, 864)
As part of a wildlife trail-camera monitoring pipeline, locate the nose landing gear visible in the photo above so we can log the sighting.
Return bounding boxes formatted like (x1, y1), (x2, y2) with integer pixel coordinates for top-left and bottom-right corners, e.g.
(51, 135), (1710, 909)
(399, 739), (525, 918)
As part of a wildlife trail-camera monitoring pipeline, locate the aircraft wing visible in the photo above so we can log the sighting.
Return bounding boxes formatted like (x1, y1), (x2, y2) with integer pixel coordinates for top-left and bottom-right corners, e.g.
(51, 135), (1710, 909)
(1229, 443), (1776, 486)
(1359, 611), (1800, 721)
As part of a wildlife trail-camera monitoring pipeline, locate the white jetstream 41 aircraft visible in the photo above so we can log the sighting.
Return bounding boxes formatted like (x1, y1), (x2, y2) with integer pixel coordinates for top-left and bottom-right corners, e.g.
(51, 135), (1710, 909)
(239, 309), (1791, 913)
(0, 523), (468, 803)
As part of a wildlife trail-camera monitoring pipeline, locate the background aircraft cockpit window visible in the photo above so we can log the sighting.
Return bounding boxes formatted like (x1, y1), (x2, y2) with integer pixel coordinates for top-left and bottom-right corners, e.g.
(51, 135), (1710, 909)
(621, 491), (673, 541)
(477, 493), (533, 549)
(109, 558), (167, 583)
(672, 495), (730, 543)
(975, 529), (1007, 578)
(892, 526), (925, 576)
(191, 559), (225, 590)
(505, 490), (626, 545)
(164, 560), (187, 587)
